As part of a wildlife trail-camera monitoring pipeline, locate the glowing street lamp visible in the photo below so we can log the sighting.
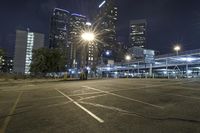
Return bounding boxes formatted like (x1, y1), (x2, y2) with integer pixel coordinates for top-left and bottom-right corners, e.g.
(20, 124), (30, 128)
(106, 51), (110, 56)
(81, 32), (95, 42)
(174, 45), (181, 55)
(125, 55), (132, 77)
(80, 31), (96, 80)
(125, 55), (131, 61)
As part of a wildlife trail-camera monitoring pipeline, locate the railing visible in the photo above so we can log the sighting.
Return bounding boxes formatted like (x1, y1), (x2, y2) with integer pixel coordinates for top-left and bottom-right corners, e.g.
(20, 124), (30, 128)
(98, 48), (200, 71)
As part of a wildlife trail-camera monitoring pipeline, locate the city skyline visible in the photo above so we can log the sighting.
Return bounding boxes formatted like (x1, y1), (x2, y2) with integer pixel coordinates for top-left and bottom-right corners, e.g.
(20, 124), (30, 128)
(1, 0), (200, 55)
(1, 2), (200, 132)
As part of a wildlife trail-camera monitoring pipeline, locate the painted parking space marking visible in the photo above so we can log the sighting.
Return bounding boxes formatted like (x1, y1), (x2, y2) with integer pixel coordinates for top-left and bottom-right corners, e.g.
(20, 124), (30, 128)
(82, 86), (164, 109)
(165, 93), (200, 100)
(79, 101), (130, 114)
(55, 88), (104, 123)
(68, 92), (103, 97)
(79, 94), (108, 101)
(0, 91), (23, 133)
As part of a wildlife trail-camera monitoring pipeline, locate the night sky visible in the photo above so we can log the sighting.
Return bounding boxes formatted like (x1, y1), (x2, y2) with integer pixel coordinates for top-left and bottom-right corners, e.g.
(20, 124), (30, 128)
(1, 0), (200, 56)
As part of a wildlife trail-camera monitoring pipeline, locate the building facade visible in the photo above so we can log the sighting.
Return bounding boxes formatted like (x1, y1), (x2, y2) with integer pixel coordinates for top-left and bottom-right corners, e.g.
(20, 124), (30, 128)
(129, 19), (147, 48)
(69, 13), (87, 68)
(88, 43), (98, 68)
(0, 56), (13, 73)
(50, 8), (98, 69)
(14, 29), (44, 74)
(95, 0), (118, 62)
(49, 8), (71, 68)
(49, 8), (71, 49)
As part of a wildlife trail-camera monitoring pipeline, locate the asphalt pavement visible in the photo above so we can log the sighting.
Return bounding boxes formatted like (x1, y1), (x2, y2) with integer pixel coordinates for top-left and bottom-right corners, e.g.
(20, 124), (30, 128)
(0, 78), (200, 133)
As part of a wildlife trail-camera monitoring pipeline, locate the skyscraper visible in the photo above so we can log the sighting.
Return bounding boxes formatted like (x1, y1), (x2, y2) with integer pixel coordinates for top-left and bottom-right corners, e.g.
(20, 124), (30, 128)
(69, 13), (87, 68)
(49, 8), (95, 69)
(129, 19), (147, 48)
(49, 8), (71, 68)
(49, 8), (71, 49)
(95, 0), (118, 61)
(14, 29), (44, 74)
(87, 42), (98, 67)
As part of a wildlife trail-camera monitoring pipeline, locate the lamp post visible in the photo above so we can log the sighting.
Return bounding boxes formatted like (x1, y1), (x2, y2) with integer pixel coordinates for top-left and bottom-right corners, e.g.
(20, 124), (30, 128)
(174, 45), (181, 56)
(81, 31), (95, 65)
(125, 55), (131, 78)
(81, 31), (95, 80)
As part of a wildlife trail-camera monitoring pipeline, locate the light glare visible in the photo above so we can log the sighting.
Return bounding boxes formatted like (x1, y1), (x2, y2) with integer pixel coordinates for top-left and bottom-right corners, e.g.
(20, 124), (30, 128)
(86, 22), (92, 26)
(81, 32), (95, 42)
(125, 55), (131, 61)
(174, 45), (181, 51)
(106, 51), (110, 55)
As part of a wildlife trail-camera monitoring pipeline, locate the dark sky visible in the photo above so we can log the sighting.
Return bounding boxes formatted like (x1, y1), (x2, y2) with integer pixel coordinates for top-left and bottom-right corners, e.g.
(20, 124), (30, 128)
(1, 0), (200, 56)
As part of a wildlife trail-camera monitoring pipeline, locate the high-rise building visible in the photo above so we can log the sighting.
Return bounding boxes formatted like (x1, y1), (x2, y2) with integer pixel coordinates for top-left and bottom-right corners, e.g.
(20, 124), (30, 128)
(129, 19), (147, 48)
(49, 8), (71, 49)
(0, 56), (13, 73)
(49, 8), (71, 68)
(69, 13), (87, 68)
(14, 29), (44, 74)
(87, 43), (98, 67)
(50, 8), (98, 69)
(95, 0), (118, 61)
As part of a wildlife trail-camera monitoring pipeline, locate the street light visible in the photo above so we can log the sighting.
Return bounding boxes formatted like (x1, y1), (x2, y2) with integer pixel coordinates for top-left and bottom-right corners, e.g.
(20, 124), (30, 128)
(125, 55), (131, 61)
(106, 51), (110, 56)
(125, 55), (132, 78)
(81, 32), (95, 42)
(174, 45), (181, 55)
(81, 31), (96, 80)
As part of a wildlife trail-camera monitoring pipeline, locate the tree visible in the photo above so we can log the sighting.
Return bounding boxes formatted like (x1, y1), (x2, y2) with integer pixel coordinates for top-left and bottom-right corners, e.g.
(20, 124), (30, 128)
(0, 49), (5, 66)
(30, 48), (48, 75)
(0, 49), (4, 56)
(30, 48), (67, 76)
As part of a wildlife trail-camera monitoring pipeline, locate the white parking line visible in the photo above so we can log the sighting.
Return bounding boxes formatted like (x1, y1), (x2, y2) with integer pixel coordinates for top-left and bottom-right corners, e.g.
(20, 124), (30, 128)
(79, 101), (130, 114)
(100, 85), (200, 101)
(165, 93), (200, 100)
(27, 85), (35, 87)
(82, 86), (164, 109)
(0, 91), (23, 133)
(55, 88), (104, 123)
(79, 94), (108, 101)
(69, 92), (103, 97)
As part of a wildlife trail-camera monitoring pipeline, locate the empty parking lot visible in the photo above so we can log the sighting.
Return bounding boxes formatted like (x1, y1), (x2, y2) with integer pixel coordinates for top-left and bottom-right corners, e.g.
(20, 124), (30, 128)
(0, 78), (200, 133)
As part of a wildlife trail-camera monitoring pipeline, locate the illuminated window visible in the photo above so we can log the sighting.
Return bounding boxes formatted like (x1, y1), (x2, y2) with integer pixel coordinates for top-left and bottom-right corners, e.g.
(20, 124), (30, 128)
(25, 32), (34, 74)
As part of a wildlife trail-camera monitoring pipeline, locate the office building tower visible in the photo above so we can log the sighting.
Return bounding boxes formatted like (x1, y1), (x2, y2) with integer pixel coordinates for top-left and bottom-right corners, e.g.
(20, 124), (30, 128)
(0, 56), (13, 73)
(87, 43), (98, 67)
(14, 29), (44, 74)
(49, 8), (71, 48)
(50, 7), (101, 69)
(49, 8), (71, 68)
(83, 22), (99, 68)
(95, 0), (118, 61)
(69, 13), (87, 68)
(50, 8), (96, 68)
(129, 19), (147, 48)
